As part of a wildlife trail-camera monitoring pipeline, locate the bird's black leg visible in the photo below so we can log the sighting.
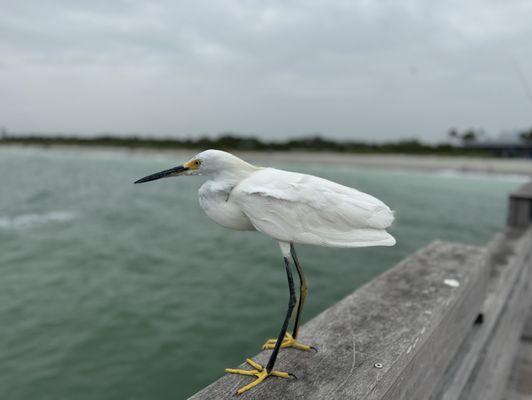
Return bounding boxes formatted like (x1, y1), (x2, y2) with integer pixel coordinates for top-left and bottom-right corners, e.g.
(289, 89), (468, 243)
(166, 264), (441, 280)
(261, 245), (315, 352)
(290, 243), (308, 340)
(266, 256), (296, 373)
(225, 259), (295, 394)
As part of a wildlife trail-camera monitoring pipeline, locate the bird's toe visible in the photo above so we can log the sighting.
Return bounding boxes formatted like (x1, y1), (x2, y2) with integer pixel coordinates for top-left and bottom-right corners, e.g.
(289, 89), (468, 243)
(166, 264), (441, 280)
(261, 332), (315, 351)
(225, 358), (295, 395)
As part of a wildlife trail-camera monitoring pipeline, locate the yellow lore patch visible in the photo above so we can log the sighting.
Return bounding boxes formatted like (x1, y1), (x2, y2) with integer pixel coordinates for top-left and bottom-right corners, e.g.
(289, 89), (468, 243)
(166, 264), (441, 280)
(184, 159), (201, 170)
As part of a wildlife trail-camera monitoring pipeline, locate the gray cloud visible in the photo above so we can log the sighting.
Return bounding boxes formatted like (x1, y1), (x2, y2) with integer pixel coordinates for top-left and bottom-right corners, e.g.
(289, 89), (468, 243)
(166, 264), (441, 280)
(1, 0), (531, 141)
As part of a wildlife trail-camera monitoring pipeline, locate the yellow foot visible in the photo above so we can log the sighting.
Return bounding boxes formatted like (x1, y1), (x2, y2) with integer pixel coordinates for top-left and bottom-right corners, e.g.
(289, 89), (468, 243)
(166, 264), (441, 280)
(262, 332), (316, 351)
(225, 358), (295, 395)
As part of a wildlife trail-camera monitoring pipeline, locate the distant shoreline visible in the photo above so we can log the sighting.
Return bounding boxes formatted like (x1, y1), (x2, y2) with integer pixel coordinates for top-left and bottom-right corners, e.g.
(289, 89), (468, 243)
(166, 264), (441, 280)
(2, 143), (532, 177)
(244, 152), (532, 177)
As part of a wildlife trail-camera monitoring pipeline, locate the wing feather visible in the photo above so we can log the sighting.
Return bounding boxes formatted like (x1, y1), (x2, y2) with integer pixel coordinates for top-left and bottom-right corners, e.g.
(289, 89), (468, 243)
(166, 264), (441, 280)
(232, 168), (395, 248)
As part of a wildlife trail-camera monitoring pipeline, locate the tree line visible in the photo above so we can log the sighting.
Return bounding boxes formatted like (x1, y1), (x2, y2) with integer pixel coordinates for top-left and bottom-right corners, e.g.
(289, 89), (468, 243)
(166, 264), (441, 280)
(2, 126), (532, 156)
(0, 133), (488, 155)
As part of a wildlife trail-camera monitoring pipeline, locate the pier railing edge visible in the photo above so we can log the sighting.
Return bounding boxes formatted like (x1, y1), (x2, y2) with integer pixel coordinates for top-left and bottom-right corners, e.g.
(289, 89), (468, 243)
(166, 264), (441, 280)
(188, 180), (532, 400)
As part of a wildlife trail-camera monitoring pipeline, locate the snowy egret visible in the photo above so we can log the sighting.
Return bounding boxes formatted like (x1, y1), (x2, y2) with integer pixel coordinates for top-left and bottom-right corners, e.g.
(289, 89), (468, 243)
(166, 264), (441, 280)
(134, 150), (395, 394)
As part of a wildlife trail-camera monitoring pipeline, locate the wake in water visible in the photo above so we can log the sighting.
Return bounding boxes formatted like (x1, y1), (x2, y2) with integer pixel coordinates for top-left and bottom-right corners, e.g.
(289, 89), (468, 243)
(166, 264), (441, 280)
(0, 211), (78, 230)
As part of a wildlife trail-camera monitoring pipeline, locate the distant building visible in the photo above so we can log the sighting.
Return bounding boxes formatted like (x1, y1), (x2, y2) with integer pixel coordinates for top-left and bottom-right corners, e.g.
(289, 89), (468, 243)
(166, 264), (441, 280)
(465, 142), (532, 158)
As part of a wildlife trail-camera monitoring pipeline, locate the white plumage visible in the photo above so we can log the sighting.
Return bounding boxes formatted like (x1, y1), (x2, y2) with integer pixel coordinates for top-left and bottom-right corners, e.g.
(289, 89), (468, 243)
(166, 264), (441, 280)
(233, 168), (395, 247)
(193, 150), (395, 248)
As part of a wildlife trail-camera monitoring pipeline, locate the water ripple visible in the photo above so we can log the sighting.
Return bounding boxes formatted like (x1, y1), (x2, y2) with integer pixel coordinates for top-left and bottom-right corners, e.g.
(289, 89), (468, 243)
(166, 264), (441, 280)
(0, 211), (78, 230)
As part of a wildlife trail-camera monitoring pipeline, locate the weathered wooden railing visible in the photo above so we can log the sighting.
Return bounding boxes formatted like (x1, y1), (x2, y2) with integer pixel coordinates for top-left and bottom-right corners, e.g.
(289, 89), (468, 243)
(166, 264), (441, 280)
(189, 181), (532, 400)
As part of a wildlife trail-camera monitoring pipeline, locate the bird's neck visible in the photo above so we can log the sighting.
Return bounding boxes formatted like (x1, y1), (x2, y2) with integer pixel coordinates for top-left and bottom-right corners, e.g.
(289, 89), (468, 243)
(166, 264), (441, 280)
(208, 162), (259, 187)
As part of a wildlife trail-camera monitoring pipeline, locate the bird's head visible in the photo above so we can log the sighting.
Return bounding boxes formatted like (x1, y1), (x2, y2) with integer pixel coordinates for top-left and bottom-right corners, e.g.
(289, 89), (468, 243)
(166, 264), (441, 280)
(134, 149), (255, 184)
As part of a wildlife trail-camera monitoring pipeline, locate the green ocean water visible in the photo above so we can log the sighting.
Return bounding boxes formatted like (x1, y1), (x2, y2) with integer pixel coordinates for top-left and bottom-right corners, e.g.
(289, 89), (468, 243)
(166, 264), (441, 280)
(0, 147), (526, 400)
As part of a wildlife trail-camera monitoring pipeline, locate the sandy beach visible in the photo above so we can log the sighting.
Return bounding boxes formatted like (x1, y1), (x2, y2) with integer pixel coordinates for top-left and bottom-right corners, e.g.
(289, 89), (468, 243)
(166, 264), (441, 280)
(237, 151), (532, 176)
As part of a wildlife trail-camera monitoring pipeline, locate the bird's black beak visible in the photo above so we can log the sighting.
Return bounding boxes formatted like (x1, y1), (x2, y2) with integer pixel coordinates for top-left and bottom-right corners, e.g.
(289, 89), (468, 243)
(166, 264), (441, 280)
(134, 165), (189, 184)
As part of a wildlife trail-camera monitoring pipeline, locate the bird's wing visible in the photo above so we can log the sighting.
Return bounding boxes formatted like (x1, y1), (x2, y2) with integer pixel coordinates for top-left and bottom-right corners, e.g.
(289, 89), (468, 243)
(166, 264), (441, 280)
(232, 168), (395, 248)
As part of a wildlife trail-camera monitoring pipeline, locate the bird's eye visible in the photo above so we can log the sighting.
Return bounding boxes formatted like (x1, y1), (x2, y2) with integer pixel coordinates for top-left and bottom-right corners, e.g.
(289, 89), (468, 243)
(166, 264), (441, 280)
(195, 160), (201, 166)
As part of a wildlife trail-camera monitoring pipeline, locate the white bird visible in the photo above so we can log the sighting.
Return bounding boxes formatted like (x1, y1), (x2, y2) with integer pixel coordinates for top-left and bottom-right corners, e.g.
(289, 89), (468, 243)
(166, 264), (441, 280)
(134, 149), (395, 394)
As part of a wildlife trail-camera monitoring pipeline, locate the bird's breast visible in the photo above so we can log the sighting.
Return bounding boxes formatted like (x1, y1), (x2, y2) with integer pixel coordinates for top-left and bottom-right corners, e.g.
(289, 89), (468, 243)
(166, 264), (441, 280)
(198, 183), (255, 231)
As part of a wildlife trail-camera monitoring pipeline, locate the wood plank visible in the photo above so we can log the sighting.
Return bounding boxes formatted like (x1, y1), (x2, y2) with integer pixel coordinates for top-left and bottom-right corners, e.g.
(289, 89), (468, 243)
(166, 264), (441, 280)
(507, 199), (532, 227)
(431, 229), (532, 400)
(510, 181), (532, 199)
(507, 181), (532, 227)
(521, 310), (532, 341)
(188, 241), (487, 400)
(458, 231), (532, 400)
(504, 341), (532, 400)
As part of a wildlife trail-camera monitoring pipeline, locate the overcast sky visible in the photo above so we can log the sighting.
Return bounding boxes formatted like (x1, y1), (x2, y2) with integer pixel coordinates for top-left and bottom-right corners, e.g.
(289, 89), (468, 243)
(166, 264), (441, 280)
(1, 0), (531, 141)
